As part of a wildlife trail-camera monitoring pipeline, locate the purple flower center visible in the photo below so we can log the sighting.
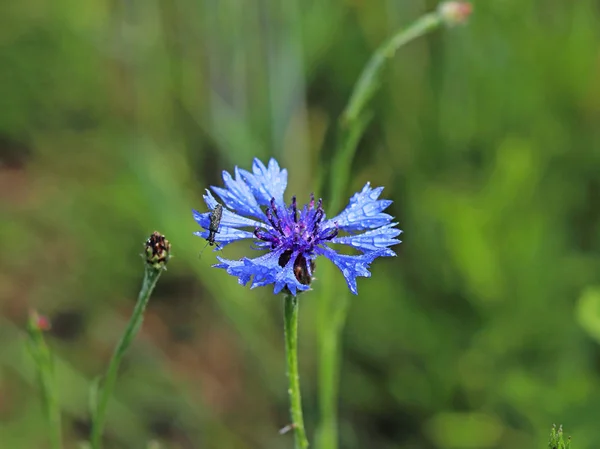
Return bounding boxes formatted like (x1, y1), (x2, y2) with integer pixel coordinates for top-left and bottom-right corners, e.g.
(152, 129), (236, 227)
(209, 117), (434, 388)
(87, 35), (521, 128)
(253, 194), (339, 262)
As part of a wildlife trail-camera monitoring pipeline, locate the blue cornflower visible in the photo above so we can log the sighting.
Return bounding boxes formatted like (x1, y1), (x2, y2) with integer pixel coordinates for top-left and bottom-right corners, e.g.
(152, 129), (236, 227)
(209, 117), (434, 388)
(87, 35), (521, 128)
(192, 158), (401, 295)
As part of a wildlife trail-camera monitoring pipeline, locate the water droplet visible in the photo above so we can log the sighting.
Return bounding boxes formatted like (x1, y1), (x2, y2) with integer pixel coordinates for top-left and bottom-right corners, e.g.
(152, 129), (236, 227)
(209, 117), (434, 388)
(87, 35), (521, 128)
(346, 211), (359, 221)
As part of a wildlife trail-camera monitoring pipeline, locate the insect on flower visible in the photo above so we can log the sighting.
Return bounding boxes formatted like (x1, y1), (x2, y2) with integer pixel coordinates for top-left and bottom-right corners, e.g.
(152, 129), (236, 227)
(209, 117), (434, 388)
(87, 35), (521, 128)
(207, 203), (223, 246)
(192, 158), (402, 294)
(199, 204), (224, 257)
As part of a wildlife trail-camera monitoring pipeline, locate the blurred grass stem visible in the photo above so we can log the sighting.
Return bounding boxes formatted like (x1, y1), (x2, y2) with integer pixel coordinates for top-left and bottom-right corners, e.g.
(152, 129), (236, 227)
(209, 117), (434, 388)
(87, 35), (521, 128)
(90, 265), (163, 449)
(284, 293), (309, 449)
(329, 10), (442, 210)
(342, 12), (441, 123)
(27, 313), (63, 449)
(318, 9), (446, 449)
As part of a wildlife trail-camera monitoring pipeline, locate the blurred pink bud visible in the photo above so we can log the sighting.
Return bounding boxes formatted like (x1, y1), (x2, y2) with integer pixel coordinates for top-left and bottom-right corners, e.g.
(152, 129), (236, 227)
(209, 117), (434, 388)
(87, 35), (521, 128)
(438, 1), (473, 26)
(36, 315), (52, 331)
(29, 310), (52, 331)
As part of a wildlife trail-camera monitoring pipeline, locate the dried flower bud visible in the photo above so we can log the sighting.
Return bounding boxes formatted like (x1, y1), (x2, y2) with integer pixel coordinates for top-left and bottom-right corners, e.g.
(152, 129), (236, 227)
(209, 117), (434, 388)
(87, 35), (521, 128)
(145, 232), (171, 270)
(438, 1), (473, 26)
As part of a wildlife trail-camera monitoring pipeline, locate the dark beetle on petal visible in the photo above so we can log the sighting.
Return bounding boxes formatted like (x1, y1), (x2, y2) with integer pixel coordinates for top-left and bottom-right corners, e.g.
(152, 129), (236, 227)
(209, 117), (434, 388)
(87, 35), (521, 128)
(200, 204), (223, 257)
(207, 204), (223, 246)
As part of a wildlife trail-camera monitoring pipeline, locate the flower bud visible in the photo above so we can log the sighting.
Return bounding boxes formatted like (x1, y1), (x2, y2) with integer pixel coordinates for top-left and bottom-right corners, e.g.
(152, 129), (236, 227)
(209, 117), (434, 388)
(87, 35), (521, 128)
(145, 232), (171, 270)
(438, 2), (473, 26)
(28, 309), (52, 332)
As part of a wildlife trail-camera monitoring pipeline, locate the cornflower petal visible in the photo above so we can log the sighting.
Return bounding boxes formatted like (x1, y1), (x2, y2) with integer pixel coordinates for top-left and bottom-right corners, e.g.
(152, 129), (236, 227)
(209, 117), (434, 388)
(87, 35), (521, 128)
(193, 227), (255, 247)
(201, 190), (268, 229)
(192, 209), (210, 229)
(317, 246), (394, 295)
(214, 252), (280, 288)
(215, 250), (309, 295)
(331, 224), (403, 254)
(213, 257), (253, 286)
(240, 158), (287, 208)
(211, 168), (265, 219)
(324, 182), (394, 232)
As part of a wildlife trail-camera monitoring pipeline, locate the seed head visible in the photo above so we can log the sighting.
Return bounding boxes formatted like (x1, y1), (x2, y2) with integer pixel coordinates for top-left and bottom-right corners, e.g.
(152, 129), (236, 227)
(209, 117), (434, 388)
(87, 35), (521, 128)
(145, 232), (171, 270)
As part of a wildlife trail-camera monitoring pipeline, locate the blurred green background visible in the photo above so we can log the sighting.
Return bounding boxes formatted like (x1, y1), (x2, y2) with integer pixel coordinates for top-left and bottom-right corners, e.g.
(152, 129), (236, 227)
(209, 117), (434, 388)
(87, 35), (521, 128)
(1, 0), (600, 448)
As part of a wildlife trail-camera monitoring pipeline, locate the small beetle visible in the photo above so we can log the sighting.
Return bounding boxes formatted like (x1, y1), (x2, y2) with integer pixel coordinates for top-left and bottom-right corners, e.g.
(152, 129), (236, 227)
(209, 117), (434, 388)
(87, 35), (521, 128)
(200, 204), (223, 257)
(207, 204), (223, 246)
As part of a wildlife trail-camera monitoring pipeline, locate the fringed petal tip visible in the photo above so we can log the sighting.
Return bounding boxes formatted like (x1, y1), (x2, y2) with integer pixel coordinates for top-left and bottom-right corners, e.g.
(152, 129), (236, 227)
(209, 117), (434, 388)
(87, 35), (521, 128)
(317, 246), (393, 295)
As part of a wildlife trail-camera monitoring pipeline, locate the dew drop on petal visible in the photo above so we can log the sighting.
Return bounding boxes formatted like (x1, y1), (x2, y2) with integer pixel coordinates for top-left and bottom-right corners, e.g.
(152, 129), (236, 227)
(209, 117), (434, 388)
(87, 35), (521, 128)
(347, 211), (359, 221)
(362, 203), (379, 216)
(374, 236), (388, 246)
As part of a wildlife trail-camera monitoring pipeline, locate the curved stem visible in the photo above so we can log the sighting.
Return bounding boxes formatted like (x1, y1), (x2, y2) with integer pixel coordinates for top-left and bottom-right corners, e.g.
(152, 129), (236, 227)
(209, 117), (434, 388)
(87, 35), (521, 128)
(318, 9), (445, 449)
(328, 11), (442, 210)
(90, 266), (162, 449)
(342, 12), (441, 125)
(284, 293), (309, 449)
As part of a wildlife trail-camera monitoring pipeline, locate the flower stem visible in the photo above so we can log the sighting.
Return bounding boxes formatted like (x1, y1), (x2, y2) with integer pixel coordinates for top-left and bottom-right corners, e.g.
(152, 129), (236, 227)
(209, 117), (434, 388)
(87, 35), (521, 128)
(318, 9), (448, 449)
(342, 12), (442, 124)
(283, 293), (309, 449)
(315, 278), (349, 449)
(90, 265), (163, 449)
(26, 312), (63, 449)
(328, 11), (443, 211)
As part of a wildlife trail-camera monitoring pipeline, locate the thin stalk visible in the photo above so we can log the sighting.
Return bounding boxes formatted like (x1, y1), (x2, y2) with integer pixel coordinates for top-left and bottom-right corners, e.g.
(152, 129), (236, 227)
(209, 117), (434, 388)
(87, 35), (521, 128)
(317, 9), (446, 449)
(90, 266), (163, 449)
(284, 293), (309, 449)
(27, 313), (63, 449)
(45, 360), (63, 449)
(328, 11), (442, 210)
(315, 282), (348, 449)
(342, 12), (441, 124)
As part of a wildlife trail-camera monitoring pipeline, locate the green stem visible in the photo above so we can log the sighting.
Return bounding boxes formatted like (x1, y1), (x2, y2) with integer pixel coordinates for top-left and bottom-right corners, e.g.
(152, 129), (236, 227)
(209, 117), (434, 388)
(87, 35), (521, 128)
(284, 293), (309, 449)
(317, 10), (445, 449)
(90, 266), (163, 449)
(27, 317), (63, 449)
(316, 281), (348, 449)
(343, 12), (441, 124)
(46, 362), (63, 449)
(328, 11), (442, 210)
